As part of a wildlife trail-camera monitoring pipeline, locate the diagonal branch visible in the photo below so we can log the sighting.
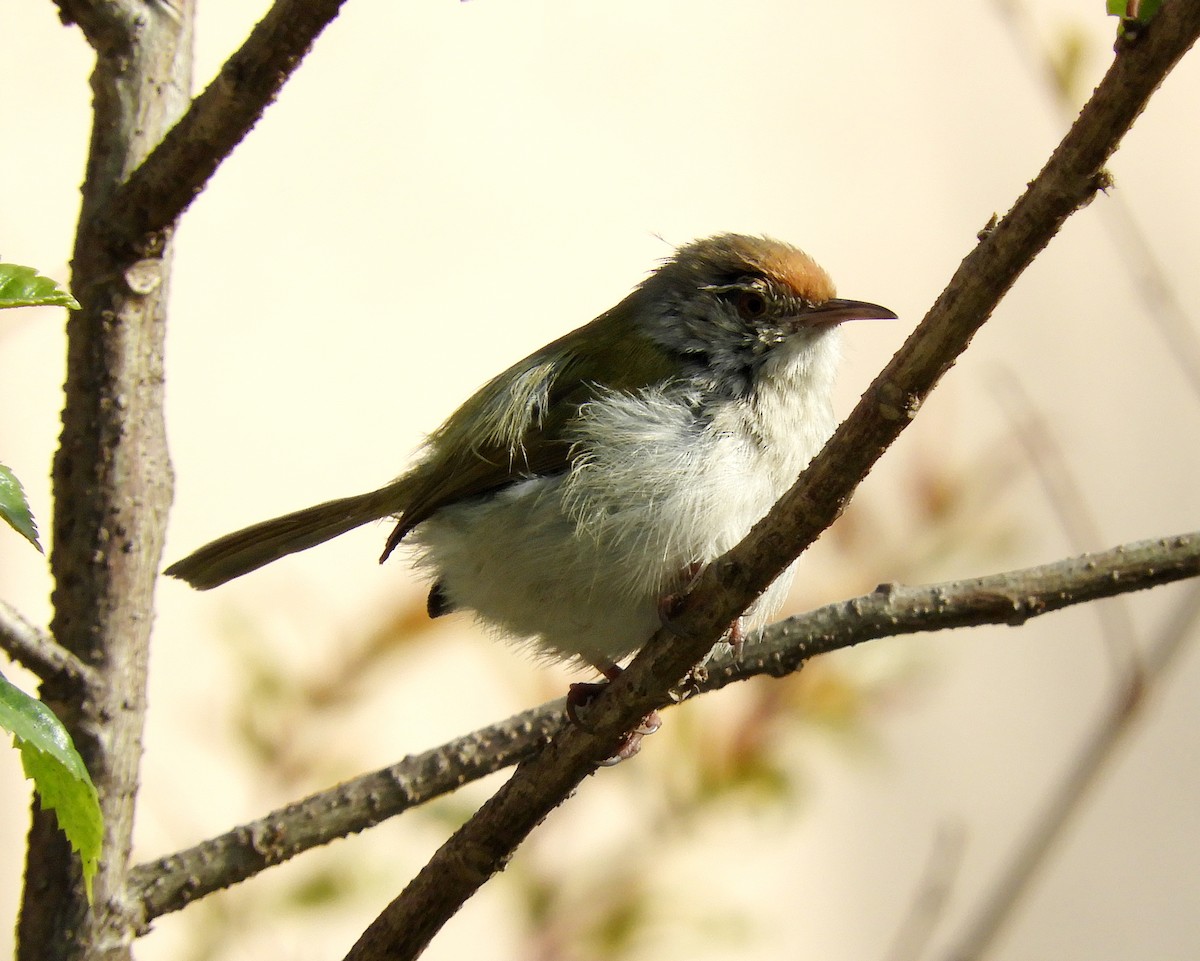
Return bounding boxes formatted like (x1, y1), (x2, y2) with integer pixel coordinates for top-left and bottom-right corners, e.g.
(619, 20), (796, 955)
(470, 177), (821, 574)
(126, 530), (1200, 926)
(994, 0), (1200, 400)
(0, 600), (95, 686)
(99, 0), (350, 256)
(338, 7), (1200, 959)
(127, 700), (564, 927)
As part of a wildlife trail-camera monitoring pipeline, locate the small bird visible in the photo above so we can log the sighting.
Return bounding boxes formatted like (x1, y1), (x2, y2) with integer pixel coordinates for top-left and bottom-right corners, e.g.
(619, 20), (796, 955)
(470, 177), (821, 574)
(167, 235), (894, 685)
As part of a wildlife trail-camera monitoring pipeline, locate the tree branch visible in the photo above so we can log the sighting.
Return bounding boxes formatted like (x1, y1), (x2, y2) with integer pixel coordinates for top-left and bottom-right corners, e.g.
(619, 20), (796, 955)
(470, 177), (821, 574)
(17, 3), (195, 959)
(127, 701), (564, 926)
(101, 0), (350, 256)
(127, 530), (1200, 926)
(993, 0), (1200, 400)
(0, 600), (94, 686)
(709, 532), (1200, 691)
(18, 0), (354, 955)
(337, 6), (1200, 958)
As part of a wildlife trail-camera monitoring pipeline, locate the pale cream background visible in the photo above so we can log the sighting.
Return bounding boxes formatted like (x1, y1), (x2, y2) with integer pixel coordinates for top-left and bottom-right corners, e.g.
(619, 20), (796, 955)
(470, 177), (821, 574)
(3, 1), (1199, 959)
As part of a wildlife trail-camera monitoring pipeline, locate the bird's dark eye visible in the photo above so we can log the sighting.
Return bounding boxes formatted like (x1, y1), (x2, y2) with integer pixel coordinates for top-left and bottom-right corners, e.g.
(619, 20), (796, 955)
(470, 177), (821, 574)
(732, 288), (767, 320)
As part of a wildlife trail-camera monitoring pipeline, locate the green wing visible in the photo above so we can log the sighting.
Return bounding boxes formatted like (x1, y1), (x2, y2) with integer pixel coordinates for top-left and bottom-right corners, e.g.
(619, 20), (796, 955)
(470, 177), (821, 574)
(381, 302), (676, 557)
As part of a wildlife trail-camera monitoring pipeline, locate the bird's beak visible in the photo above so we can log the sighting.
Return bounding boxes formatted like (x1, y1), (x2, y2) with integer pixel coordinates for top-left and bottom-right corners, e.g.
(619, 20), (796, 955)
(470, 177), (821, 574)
(801, 298), (898, 326)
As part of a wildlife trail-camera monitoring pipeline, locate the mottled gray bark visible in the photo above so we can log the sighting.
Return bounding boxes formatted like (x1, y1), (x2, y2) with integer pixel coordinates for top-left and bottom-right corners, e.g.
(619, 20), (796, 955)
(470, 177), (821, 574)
(18, 3), (194, 959)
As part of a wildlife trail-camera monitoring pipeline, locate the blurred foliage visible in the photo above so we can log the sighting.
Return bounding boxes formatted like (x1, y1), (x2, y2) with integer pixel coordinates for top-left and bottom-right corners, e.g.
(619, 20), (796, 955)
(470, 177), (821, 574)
(1046, 23), (1091, 102)
(992, 2), (1100, 106)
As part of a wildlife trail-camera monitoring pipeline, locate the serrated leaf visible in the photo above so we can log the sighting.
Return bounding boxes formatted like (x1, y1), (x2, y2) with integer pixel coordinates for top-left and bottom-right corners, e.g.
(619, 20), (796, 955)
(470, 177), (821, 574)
(0, 464), (42, 552)
(0, 263), (80, 310)
(0, 672), (102, 901)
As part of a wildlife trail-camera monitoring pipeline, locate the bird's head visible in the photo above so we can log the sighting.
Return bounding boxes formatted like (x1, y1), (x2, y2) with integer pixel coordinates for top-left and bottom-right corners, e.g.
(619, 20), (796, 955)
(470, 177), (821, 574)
(633, 233), (896, 397)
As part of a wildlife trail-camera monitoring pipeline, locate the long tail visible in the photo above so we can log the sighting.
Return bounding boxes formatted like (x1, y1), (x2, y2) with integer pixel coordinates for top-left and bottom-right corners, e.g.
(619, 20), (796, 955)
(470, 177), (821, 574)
(164, 487), (402, 590)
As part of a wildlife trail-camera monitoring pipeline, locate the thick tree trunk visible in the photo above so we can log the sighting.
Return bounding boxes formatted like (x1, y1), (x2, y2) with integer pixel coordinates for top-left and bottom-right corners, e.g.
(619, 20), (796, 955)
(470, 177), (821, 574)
(17, 3), (194, 959)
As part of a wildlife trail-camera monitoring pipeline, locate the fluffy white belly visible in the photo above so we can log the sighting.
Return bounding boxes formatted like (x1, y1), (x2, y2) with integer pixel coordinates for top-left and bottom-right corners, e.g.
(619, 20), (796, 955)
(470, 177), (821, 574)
(409, 381), (830, 669)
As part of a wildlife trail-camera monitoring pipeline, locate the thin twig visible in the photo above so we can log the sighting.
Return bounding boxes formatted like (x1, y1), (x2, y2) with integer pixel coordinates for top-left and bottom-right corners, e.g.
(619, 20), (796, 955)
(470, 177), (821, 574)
(993, 0), (1200, 399)
(708, 533), (1200, 693)
(127, 702), (564, 926)
(99, 0), (350, 256)
(0, 600), (95, 686)
(126, 530), (1200, 925)
(883, 822), (968, 961)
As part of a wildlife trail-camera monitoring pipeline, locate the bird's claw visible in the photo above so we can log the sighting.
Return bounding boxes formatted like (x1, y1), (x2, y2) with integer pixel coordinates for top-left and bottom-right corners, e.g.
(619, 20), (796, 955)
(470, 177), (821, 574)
(598, 710), (662, 766)
(566, 667), (662, 765)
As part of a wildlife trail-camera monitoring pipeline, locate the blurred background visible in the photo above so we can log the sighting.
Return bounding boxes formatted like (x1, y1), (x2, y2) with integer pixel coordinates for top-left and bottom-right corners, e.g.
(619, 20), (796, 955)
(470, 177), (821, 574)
(3, 1), (1199, 959)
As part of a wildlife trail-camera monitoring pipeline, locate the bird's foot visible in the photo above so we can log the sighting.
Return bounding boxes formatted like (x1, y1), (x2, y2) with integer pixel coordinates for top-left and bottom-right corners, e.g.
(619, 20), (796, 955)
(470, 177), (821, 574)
(565, 680), (607, 731)
(726, 616), (746, 660)
(566, 663), (662, 765)
(601, 710), (662, 765)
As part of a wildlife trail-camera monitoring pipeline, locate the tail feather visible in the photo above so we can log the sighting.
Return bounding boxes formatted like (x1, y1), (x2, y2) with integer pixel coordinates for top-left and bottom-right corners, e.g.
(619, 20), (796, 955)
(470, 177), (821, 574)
(164, 488), (400, 590)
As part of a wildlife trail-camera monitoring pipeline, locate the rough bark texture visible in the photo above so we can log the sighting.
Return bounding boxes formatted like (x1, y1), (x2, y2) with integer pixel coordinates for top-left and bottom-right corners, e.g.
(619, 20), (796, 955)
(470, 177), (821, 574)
(17, 3), (194, 959)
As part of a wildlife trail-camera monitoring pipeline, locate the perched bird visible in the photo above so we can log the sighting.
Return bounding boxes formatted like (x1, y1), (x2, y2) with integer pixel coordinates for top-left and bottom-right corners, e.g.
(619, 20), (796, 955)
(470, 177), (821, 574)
(166, 234), (894, 683)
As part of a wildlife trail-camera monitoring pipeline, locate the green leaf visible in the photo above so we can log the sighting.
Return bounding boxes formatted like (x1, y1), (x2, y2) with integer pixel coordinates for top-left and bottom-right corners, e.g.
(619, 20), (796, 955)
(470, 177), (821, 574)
(0, 263), (80, 310)
(0, 672), (102, 901)
(0, 464), (42, 552)
(1107, 0), (1163, 25)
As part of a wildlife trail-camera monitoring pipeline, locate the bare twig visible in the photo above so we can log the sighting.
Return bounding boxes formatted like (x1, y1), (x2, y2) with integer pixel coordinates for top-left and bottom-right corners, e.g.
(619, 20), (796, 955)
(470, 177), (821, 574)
(125, 531), (1200, 927)
(101, 0), (350, 257)
(710, 533), (1200, 691)
(337, 8), (1200, 957)
(127, 701), (564, 925)
(994, 0), (1200, 398)
(884, 822), (968, 961)
(0, 600), (94, 686)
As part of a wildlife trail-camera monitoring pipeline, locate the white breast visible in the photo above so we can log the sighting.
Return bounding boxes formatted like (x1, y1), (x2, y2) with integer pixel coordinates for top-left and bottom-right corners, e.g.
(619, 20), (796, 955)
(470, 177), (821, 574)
(409, 330), (842, 669)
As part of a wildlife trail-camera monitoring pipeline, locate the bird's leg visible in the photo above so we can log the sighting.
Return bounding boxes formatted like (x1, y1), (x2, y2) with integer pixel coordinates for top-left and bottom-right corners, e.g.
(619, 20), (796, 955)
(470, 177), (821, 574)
(565, 660), (622, 730)
(566, 660), (662, 765)
(727, 616), (746, 661)
(658, 562), (747, 657)
(656, 561), (706, 636)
